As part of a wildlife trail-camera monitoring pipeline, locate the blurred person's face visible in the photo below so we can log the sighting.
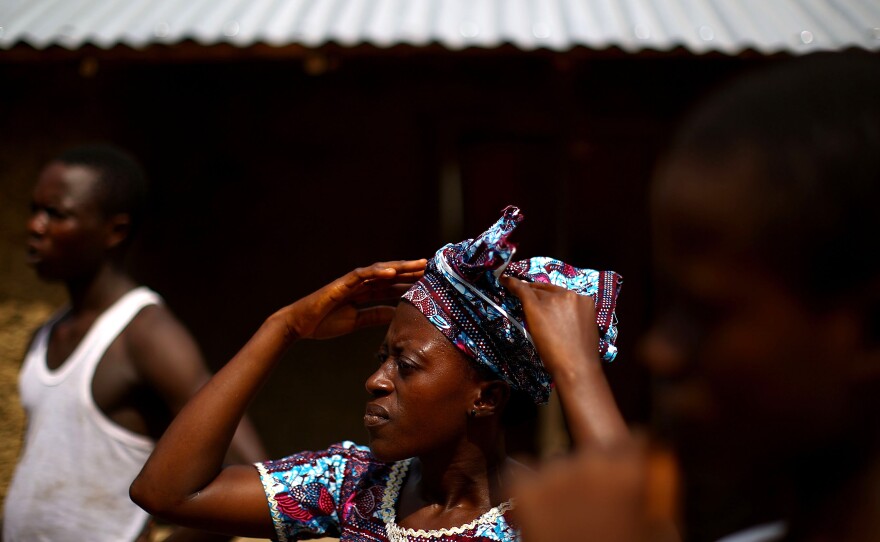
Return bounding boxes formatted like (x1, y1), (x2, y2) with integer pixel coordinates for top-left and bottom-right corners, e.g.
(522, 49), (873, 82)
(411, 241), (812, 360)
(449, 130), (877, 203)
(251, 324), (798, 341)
(642, 153), (865, 468)
(364, 301), (485, 462)
(26, 162), (115, 281)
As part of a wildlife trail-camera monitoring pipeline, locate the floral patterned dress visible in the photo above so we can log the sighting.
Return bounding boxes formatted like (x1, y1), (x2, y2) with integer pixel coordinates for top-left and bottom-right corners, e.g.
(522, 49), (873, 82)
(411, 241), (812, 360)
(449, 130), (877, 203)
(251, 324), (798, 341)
(255, 441), (518, 542)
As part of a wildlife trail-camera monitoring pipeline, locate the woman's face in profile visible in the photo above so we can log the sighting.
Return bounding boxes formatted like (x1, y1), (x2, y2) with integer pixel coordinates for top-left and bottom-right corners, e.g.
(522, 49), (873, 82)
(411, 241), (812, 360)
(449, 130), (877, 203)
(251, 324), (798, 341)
(364, 301), (483, 462)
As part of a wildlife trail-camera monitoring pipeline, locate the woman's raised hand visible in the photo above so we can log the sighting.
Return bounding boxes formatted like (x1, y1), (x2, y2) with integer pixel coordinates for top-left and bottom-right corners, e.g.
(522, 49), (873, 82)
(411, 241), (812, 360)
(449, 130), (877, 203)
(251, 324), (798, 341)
(499, 277), (601, 377)
(280, 259), (427, 341)
(501, 275), (628, 449)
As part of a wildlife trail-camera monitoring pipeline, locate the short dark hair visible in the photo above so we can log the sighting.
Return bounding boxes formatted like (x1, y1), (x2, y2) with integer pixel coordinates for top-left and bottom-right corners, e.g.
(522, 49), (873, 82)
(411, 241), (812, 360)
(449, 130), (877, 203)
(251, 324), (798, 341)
(55, 144), (149, 234)
(666, 52), (880, 306)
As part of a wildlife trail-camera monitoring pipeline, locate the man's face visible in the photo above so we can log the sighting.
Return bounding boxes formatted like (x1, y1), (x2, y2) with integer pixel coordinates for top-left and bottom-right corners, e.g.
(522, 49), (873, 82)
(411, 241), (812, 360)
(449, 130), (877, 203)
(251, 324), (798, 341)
(642, 155), (862, 468)
(27, 161), (111, 282)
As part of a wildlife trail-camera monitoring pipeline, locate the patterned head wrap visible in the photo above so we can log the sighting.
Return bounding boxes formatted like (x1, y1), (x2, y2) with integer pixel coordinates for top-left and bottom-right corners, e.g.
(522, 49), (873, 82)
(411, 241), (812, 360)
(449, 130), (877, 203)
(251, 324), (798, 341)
(402, 206), (622, 405)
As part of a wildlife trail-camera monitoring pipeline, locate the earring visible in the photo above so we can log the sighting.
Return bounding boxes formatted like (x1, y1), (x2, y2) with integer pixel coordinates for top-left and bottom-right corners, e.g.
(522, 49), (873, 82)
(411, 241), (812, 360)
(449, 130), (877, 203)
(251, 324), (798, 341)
(470, 409), (477, 417)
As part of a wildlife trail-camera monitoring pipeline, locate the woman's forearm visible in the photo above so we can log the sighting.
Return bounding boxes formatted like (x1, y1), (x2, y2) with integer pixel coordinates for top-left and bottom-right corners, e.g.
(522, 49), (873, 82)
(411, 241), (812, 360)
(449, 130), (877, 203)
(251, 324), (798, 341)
(553, 358), (630, 450)
(131, 260), (424, 529)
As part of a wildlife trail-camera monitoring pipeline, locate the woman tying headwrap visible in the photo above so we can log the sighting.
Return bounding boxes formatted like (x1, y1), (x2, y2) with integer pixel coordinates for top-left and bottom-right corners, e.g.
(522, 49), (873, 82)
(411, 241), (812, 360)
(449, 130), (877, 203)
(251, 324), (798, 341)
(131, 206), (628, 541)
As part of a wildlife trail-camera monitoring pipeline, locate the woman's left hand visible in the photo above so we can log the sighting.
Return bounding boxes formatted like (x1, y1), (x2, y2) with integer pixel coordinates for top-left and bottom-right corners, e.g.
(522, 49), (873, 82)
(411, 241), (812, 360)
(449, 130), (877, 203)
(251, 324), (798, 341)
(501, 275), (628, 449)
(499, 277), (601, 379)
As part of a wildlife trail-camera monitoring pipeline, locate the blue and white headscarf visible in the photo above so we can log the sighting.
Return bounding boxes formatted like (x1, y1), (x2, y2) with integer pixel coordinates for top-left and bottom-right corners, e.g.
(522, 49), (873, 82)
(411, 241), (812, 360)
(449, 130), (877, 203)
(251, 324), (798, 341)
(403, 206), (622, 404)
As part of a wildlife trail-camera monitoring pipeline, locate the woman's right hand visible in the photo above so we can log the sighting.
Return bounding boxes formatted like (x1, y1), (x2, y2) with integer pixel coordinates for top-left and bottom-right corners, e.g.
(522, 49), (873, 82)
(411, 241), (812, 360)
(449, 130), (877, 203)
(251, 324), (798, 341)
(279, 259), (427, 341)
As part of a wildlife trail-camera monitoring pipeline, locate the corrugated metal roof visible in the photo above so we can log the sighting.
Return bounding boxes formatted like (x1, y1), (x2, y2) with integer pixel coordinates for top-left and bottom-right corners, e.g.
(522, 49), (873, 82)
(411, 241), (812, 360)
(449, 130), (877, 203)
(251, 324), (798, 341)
(1, 0), (879, 55)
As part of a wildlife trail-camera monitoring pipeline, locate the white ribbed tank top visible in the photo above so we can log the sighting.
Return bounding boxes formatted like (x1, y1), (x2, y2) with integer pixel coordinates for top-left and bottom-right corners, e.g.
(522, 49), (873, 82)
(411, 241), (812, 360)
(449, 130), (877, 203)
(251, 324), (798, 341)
(3, 287), (161, 542)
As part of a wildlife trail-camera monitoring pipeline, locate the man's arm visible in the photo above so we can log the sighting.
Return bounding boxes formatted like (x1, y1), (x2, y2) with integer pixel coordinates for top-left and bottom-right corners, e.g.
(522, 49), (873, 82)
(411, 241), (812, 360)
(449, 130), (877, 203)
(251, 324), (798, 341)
(125, 302), (268, 541)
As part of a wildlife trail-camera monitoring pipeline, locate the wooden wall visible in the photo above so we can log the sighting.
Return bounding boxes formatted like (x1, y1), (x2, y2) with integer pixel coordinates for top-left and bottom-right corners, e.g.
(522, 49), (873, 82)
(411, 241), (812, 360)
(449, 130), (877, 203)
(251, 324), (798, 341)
(0, 46), (765, 459)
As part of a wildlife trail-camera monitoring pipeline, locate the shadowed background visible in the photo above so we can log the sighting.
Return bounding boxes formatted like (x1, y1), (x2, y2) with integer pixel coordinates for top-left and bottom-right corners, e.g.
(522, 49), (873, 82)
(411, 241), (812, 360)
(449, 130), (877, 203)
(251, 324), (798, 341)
(0, 47), (768, 481)
(2, 3), (879, 539)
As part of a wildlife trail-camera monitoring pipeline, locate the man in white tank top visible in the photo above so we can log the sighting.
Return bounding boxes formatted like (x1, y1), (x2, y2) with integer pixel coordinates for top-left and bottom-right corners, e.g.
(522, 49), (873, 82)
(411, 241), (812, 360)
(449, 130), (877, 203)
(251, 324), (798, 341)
(3, 145), (266, 542)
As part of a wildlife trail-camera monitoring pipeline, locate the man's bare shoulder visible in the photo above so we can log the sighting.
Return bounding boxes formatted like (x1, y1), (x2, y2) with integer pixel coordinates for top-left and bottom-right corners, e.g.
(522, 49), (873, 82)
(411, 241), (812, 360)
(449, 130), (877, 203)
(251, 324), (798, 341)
(122, 301), (205, 373)
(115, 296), (211, 414)
(125, 302), (194, 347)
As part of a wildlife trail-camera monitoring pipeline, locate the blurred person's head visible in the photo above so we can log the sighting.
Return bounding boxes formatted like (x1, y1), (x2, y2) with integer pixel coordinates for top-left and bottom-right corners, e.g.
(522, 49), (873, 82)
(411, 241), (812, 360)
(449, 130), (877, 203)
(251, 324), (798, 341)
(643, 52), (880, 538)
(26, 144), (148, 282)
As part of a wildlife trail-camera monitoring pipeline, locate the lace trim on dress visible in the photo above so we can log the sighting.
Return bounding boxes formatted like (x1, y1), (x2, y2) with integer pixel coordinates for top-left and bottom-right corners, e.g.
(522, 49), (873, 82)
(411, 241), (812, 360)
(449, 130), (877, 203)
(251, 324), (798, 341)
(255, 461), (289, 542)
(379, 458), (515, 541)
